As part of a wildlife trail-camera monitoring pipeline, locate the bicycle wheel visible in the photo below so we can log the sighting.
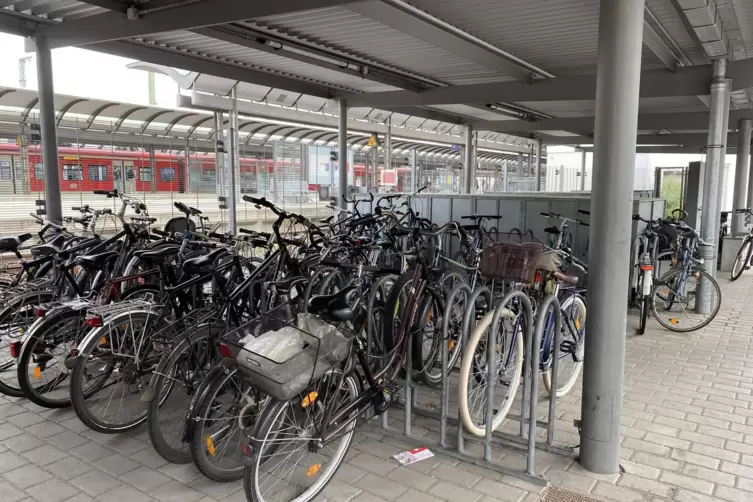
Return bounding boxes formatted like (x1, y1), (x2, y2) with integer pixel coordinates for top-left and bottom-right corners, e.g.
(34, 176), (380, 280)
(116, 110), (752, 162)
(542, 295), (586, 396)
(70, 310), (161, 433)
(423, 284), (468, 386)
(651, 268), (721, 333)
(17, 309), (88, 408)
(731, 238), (752, 281)
(190, 366), (262, 481)
(637, 295), (649, 336)
(0, 294), (53, 397)
(365, 275), (396, 374)
(147, 326), (218, 464)
(244, 369), (358, 502)
(382, 271), (415, 357)
(457, 306), (524, 437)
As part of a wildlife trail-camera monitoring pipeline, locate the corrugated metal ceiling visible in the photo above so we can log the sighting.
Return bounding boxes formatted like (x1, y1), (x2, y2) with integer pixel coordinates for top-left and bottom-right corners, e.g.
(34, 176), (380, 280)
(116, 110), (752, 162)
(732, 0), (753, 58)
(250, 6), (514, 86)
(645, 0), (710, 65)
(0, 0), (103, 21)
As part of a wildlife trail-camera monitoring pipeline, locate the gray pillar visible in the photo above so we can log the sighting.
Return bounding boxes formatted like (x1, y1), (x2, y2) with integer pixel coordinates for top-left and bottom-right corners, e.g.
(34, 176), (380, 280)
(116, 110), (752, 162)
(227, 86), (238, 234)
(714, 81), (732, 246)
(748, 136), (753, 210)
(580, 150), (587, 191)
(502, 160), (508, 192)
(463, 125), (473, 193)
(535, 138), (543, 191)
(214, 112), (224, 198)
(580, 0), (644, 474)
(338, 100), (348, 209)
(698, 59), (728, 310)
(371, 146), (378, 190)
(34, 36), (62, 224)
(411, 149), (418, 192)
(732, 120), (751, 234)
(386, 116), (392, 172)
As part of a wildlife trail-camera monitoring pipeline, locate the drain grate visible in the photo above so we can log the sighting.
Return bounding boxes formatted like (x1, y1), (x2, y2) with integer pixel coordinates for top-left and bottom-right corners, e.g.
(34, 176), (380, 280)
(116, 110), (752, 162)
(539, 487), (603, 502)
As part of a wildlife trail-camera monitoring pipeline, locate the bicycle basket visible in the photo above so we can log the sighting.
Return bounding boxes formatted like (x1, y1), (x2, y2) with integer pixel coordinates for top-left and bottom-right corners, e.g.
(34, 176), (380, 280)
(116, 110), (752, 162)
(223, 305), (351, 401)
(480, 235), (544, 283)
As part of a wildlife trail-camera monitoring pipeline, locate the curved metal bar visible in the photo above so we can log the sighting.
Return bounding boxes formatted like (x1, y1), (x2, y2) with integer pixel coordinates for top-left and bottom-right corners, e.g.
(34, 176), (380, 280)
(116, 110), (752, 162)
(528, 294), (559, 475)
(21, 97), (39, 122)
(295, 130), (326, 143)
(139, 110), (172, 133)
(320, 132), (339, 145)
(84, 102), (119, 128)
(280, 127), (309, 142)
(114, 106), (149, 131)
(0, 89), (15, 101)
(260, 126), (294, 145)
(243, 124), (274, 144)
(163, 112), (199, 135)
(307, 131), (334, 144)
(187, 116), (215, 138)
(55, 98), (87, 126)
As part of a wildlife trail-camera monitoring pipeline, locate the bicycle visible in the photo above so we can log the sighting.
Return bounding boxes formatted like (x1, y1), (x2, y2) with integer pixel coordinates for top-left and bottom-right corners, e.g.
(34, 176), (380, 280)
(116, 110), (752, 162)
(731, 208), (753, 281)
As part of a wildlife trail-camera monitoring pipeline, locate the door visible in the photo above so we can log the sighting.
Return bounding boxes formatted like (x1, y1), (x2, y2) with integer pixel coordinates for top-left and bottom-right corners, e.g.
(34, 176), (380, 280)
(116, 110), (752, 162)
(654, 167), (686, 217)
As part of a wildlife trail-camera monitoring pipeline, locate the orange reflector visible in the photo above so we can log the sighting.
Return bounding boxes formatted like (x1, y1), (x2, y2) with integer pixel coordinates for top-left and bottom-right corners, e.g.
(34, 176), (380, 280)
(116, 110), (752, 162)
(306, 463), (321, 477)
(99, 337), (107, 346)
(639, 265), (654, 271)
(426, 308), (433, 324)
(33, 366), (41, 379)
(301, 391), (318, 408)
(575, 318), (581, 330)
(670, 318), (679, 324)
(205, 435), (216, 457)
(448, 339), (456, 351)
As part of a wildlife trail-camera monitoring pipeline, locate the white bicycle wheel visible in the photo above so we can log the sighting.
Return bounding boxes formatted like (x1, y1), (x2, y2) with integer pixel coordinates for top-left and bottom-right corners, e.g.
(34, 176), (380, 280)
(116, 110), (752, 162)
(457, 307), (524, 437)
(542, 295), (586, 397)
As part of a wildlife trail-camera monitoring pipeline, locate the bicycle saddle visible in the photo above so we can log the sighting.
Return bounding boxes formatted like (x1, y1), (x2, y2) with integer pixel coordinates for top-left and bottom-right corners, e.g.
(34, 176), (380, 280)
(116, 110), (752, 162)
(30, 243), (60, 257)
(544, 226), (561, 235)
(76, 250), (119, 270)
(182, 248), (226, 275)
(0, 233), (32, 252)
(460, 224), (480, 232)
(553, 271), (579, 285)
(135, 246), (180, 262)
(308, 286), (358, 322)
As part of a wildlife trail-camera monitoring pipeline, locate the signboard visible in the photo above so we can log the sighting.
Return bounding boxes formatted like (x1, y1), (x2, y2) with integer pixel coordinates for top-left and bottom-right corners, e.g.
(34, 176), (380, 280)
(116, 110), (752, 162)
(367, 135), (378, 147)
(451, 145), (461, 151)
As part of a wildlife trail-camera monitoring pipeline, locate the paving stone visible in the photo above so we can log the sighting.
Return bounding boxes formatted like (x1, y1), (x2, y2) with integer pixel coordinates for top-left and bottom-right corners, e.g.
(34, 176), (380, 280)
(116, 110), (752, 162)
(681, 463), (735, 487)
(673, 488), (721, 502)
(471, 478), (528, 501)
(187, 477), (243, 500)
(6, 412), (47, 428)
(96, 453), (140, 476)
(383, 466), (436, 491)
(428, 480), (482, 502)
(0, 450), (28, 473)
(659, 471), (714, 495)
(431, 462), (481, 488)
(20, 444), (68, 466)
(68, 442), (115, 463)
(26, 478), (81, 502)
(129, 447), (170, 469)
(23, 421), (65, 439)
(690, 443), (740, 463)
(120, 466), (172, 493)
(629, 451), (680, 471)
(3, 463), (53, 489)
(348, 453), (397, 476)
(0, 404), (26, 419)
(97, 484), (155, 502)
(669, 449), (720, 469)
(714, 485), (752, 502)
(592, 481), (647, 502)
(158, 462), (203, 484)
(396, 488), (441, 502)
(69, 469), (122, 496)
(618, 473), (675, 498)
(44, 431), (89, 451)
(353, 473), (409, 500)
(320, 478), (363, 502)
(0, 481), (26, 502)
(151, 480), (204, 502)
(44, 457), (93, 481)
(620, 459), (661, 479)
(1, 434), (45, 454)
(0, 422), (23, 441)
(720, 460), (753, 479)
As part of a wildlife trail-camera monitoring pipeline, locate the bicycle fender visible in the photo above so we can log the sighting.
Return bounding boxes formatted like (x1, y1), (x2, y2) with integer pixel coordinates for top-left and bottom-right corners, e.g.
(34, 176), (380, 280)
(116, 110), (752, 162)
(183, 362), (234, 444)
(73, 309), (158, 354)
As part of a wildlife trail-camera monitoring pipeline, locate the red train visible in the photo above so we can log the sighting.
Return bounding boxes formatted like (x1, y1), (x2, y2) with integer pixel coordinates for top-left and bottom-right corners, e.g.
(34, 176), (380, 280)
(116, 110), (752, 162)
(0, 144), (405, 195)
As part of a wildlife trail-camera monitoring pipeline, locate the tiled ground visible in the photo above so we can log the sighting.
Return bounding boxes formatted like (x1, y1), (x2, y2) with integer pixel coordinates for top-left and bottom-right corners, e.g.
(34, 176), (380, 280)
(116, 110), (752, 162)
(1, 273), (753, 502)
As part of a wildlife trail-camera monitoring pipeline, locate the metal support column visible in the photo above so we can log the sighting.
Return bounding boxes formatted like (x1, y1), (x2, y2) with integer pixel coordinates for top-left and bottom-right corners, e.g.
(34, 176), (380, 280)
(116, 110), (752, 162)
(371, 146), (378, 190)
(386, 116), (392, 172)
(714, 81), (732, 243)
(535, 137), (543, 191)
(34, 35), (62, 224)
(338, 100), (348, 209)
(463, 125), (474, 193)
(580, 149), (587, 191)
(227, 86), (238, 234)
(580, 0), (645, 474)
(214, 112), (224, 198)
(698, 59), (728, 311)
(411, 149), (418, 192)
(502, 159), (508, 192)
(733, 120), (752, 234)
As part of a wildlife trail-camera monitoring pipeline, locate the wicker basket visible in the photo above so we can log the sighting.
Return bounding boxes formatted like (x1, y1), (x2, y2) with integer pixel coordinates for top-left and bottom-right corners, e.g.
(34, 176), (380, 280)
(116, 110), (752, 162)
(480, 235), (544, 283)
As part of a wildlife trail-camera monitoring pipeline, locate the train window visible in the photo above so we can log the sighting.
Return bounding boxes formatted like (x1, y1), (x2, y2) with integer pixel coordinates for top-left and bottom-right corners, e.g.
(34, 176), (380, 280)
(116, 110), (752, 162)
(88, 165), (108, 181)
(63, 164), (83, 181)
(160, 167), (176, 182)
(139, 168), (152, 182)
(34, 163), (44, 180)
(0, 161), (10, 180)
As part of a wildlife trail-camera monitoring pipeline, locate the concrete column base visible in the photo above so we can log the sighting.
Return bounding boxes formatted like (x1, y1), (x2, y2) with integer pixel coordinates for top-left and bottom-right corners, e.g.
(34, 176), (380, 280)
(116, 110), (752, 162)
(720, 235), (746, 272)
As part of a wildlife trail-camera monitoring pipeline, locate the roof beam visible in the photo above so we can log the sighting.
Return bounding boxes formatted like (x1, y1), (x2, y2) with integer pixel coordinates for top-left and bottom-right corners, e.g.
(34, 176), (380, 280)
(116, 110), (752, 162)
(545, 133), (740, 147)
(37, 0), (364, 49)
(474, 111), (753, 133)
(347, 0), (552, 81)
(340, 59), (753, 108)
(642, 20), (678, 70)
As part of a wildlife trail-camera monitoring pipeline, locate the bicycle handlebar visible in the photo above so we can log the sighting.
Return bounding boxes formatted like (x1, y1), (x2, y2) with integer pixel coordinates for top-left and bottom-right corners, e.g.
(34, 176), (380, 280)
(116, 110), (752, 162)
(378, 211), (465, 238)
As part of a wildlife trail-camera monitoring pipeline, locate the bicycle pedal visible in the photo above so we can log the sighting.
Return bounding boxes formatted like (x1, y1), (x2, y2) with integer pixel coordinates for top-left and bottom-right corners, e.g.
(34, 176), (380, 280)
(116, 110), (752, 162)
(560, 340), (577, 355)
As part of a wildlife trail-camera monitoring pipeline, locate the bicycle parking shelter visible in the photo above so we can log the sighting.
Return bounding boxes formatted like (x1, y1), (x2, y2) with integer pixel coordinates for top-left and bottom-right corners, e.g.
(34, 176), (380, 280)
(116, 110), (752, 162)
(1, 0), (753, 494)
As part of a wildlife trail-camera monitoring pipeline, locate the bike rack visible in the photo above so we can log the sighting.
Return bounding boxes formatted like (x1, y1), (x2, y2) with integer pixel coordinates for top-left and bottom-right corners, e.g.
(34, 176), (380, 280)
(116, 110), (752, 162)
(379, 282), (572, 486)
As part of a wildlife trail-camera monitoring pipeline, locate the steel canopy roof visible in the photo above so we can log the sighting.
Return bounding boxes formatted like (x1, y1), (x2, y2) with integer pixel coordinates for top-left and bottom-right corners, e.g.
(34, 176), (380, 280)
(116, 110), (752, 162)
(0, 0), (752, 151)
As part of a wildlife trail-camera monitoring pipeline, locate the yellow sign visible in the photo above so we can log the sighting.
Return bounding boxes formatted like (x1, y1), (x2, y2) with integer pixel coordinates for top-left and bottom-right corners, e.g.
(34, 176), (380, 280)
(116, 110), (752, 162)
(16, 136), (23, 146)
(367, 135), (378, 147)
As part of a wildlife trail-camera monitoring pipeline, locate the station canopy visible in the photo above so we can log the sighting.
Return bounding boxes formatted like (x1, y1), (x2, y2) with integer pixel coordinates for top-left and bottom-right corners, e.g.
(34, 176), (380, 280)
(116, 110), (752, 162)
(1, 0), (753, 154)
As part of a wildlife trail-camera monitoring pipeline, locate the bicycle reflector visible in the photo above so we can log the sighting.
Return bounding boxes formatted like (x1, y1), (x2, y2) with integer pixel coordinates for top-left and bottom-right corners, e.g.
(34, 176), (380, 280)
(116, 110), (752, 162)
(33, 306), (47, 317)
(85, 315), (103, 327)
(241, 443), (253, 457)
(219, 343), (233, 359)
(9, 341), (21, 358)
(534, 270), (543, 284)
(639, 264), (654, 271)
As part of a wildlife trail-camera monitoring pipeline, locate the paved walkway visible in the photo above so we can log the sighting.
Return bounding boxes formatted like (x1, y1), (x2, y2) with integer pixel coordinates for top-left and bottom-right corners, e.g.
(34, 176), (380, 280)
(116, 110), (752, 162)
(1, 274), (753, 502)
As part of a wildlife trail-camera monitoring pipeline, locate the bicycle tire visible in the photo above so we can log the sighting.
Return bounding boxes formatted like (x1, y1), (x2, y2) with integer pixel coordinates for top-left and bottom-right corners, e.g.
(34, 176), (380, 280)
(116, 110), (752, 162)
(542, 295), (587, 396)
(381, 270), (416, 357)
(637, 295), (649, 336)
(731, 238), (752, 281)
(457, 307), (523, 437)
(69, 310), (160, 433)
(244, 369), (358, 502)
(189, 366), (254, 482)
(147, 326), (217, 464)
(17, 308), (86, 408)
(651, 268), (721, 333)
(0, 293), (55, 397)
